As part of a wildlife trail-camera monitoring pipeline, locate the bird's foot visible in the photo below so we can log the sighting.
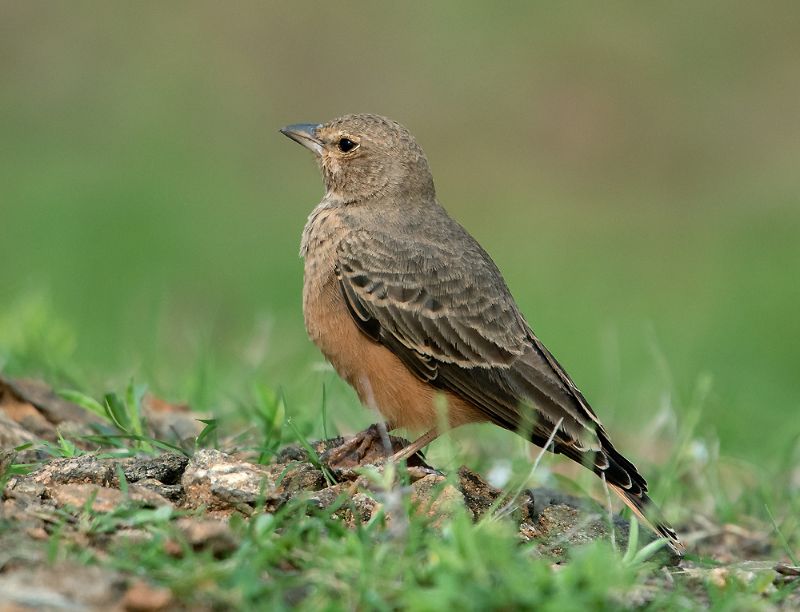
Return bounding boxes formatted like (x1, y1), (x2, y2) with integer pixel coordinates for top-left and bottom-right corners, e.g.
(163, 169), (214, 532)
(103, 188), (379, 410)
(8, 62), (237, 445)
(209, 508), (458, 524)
(322, 423), (434, 470)
(322, 423), (393, 469)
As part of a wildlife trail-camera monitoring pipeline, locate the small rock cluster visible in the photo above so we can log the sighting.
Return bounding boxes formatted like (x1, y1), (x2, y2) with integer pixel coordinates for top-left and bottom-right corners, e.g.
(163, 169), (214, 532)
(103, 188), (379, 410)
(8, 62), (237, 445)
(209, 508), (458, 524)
(4, 439), (635, 553)
(1, 374), (639, 557)
(16, 374), (790, 610)
(2, 438), (646, 610)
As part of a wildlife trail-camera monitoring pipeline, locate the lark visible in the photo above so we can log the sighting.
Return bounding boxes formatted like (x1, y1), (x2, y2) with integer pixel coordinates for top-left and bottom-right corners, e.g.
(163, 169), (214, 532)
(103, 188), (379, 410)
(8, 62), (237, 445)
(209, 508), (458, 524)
(281, 114), (683, 554)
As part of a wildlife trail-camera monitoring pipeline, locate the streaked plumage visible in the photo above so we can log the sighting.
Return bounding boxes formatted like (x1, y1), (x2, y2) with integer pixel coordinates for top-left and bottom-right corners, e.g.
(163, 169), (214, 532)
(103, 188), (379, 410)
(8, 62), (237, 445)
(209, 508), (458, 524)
(282, 114), (683, 554)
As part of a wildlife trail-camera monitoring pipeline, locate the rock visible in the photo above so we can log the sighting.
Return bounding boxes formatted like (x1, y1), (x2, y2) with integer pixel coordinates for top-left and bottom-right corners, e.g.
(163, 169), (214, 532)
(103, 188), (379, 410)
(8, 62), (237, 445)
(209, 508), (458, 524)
(0, 414), (38, 460)
(2, 396), (684, 595)
(525, 486), (604, 519)
(306, 483), (378, 525)
(173, 517), (239, 557)
(306, 482), (351, 510)
(142, 394), (204, 442)
(0, 448), (13, 476)
(0, 376), (101, 426)
(0, 527), (49, 572)
(126, 483), (175, 508)
(28, 455), (117, 487)
(0, 377), (102, 455)
(274, 463), (328, 497)
(274, 443), (310, 463)
(132, 478), (183, 502)
(8, 452), (189, 505)
(252, 432), (655, 561)
(182, 449), (278, 511)
(49, 483), (172, 512)
(121, 579), (173, 612)
(113, 528), (155, 547)
(678, 561), (779, 595)
(25, 525), (48, 540)
(411, 474), (465, 526)
(0, 398), (54, 439)
(123, 453), (189, 485)
(350, 493), (379, 523)
(4, 476), (46, 500)
(1, 489), (61, 532)
(0, 563), (127, 610)
(457, 466), (502, 519)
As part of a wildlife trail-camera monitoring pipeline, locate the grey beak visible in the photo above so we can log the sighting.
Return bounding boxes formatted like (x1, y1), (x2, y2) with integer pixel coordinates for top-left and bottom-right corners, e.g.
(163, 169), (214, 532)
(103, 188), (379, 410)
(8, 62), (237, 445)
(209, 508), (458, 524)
(280, 123), (323, 154)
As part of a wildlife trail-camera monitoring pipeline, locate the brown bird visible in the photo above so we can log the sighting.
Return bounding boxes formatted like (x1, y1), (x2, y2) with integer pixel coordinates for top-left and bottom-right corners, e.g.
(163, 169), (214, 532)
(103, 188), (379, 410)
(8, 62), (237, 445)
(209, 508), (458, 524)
(281, 114), (683, 554)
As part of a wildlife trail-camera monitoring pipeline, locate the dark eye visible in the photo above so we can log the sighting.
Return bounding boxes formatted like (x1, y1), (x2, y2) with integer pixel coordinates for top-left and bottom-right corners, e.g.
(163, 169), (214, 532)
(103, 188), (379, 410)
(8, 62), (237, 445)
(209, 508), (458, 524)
(337, 138), (358, 152)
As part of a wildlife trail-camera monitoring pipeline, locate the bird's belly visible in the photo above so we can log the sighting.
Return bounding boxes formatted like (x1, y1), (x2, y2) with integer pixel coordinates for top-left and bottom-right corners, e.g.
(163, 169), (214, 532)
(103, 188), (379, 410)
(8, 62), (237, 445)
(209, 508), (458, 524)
(302, 264), (483, 432)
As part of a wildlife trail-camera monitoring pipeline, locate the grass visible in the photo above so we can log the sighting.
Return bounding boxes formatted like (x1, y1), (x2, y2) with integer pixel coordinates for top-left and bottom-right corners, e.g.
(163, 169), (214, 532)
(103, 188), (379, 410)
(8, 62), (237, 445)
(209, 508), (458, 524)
(2, 3), (800, 607)
(20, 462), (659, 610)
(2, 315), (799, 609)
(22, 464), (799, 610)
(3, 3), (800, 466)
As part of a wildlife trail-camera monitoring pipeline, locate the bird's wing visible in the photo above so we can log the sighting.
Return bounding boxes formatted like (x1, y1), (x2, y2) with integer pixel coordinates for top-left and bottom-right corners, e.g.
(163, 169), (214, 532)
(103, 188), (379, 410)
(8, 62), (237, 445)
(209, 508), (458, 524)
(336, 228), (684, 552)
(336, 229), (606, 451)
(337, 229), (528, 367)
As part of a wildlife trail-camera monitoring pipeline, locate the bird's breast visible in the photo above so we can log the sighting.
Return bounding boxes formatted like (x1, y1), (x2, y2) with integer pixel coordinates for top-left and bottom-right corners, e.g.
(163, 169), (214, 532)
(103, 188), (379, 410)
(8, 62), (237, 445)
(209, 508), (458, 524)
(301, 204), (348, 355)
(299, 202), (486, 432)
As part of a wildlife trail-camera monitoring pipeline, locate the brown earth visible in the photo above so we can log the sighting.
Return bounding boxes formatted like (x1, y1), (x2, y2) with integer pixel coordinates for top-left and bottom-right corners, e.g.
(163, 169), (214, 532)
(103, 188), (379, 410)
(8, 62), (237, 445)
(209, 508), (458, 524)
(1, 375), (797, 610)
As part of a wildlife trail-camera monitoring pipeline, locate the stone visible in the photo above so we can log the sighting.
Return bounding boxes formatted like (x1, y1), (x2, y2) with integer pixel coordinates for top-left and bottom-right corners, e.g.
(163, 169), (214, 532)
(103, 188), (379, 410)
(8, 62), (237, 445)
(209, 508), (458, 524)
(0, 398), (54, 439)
(0, 414), (38, 459)
(0, 563), (126, 610)
(0, 376), (101, 425)
(5, 477), (46, 500)
(457, 466), (502, 519)
(131, 478), (183, 502)
(274, 463), (328, 497)
(123, 453), (189, 485)
(28, 455), (117, 487)
(142, 394), (204, 442)
(411, 474), (465, 526)
(182, 449), (278, 511)
(174, 517), (239, 557)
(121, 579), (173, 612)
(48, 483), (172, 512)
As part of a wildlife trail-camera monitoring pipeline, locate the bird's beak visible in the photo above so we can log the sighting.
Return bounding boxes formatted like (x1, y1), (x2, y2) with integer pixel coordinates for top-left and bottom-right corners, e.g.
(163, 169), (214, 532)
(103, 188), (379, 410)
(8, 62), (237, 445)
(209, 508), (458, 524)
(280, 123), (323, 155)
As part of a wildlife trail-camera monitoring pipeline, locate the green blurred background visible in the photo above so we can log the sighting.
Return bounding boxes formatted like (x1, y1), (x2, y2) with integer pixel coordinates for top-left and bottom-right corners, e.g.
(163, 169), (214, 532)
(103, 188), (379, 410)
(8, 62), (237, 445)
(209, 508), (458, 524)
(1, 2), (798, 466)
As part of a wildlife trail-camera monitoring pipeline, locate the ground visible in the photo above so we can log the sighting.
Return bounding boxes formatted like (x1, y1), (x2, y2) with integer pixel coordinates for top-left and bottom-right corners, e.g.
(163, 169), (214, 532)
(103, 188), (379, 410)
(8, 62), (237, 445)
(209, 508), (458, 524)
(0, 375), (798, 611)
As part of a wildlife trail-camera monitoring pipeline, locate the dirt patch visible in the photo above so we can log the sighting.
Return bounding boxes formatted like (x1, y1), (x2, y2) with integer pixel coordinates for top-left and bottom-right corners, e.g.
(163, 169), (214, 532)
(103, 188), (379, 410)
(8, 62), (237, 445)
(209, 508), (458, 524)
(1, 375), (797, 609)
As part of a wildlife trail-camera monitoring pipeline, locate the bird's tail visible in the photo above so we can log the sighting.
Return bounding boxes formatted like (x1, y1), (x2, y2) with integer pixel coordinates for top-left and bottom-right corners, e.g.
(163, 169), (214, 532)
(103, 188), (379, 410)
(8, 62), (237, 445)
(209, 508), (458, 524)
(548, 430), (685, 555)
(587, 432), (685, 556)
(607, 482), (684, 555)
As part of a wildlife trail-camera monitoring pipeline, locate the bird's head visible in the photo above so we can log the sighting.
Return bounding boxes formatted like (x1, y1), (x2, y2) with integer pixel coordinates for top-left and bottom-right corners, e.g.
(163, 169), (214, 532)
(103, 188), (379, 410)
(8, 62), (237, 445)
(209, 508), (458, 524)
(280, 114), (435, 204)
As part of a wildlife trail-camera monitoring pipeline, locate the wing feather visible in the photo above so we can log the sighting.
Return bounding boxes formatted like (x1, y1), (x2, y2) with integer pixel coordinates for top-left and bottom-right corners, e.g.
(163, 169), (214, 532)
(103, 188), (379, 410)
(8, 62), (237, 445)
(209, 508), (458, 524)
(336, 228), (647, 496)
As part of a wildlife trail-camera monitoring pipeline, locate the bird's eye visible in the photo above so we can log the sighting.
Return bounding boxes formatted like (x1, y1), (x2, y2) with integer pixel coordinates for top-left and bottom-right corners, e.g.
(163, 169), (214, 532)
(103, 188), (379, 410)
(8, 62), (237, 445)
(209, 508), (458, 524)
(337, 138), (358, 153)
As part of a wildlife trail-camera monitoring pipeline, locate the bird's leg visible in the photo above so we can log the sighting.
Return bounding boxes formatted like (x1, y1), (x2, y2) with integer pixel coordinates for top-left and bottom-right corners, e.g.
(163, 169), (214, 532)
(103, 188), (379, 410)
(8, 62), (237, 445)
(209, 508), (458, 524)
(388, 428), (439, 463)
(324, 422), (394, 467)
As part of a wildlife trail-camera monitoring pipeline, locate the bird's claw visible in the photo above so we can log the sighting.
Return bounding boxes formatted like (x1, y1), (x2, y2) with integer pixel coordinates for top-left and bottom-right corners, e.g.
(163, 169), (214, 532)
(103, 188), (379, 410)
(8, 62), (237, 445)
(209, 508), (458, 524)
(322, 423), (391, 468)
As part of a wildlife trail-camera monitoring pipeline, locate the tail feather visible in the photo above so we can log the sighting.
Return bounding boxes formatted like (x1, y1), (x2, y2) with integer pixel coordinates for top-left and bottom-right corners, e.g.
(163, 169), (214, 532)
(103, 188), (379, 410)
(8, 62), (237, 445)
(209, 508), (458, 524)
(551, 437), (685, 555)
(588, 432), (684, 555)
(561, 431), (685, 555)
(608, 483), (685, 555)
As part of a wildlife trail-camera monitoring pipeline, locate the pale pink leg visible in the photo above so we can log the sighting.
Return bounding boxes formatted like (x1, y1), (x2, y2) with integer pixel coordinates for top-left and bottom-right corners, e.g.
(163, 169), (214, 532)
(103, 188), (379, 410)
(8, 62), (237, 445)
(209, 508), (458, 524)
(389, 428), (439, 463)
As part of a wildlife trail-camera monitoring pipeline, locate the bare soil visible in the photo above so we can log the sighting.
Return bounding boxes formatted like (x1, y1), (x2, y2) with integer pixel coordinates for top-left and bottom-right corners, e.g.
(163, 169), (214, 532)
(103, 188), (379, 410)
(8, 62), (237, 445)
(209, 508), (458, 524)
(0, 375), (796, 610)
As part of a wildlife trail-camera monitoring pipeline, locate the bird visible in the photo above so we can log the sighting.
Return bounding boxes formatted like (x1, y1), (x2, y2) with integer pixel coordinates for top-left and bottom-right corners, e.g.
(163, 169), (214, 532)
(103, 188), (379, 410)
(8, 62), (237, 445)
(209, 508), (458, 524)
(280, 113), (684, 555)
